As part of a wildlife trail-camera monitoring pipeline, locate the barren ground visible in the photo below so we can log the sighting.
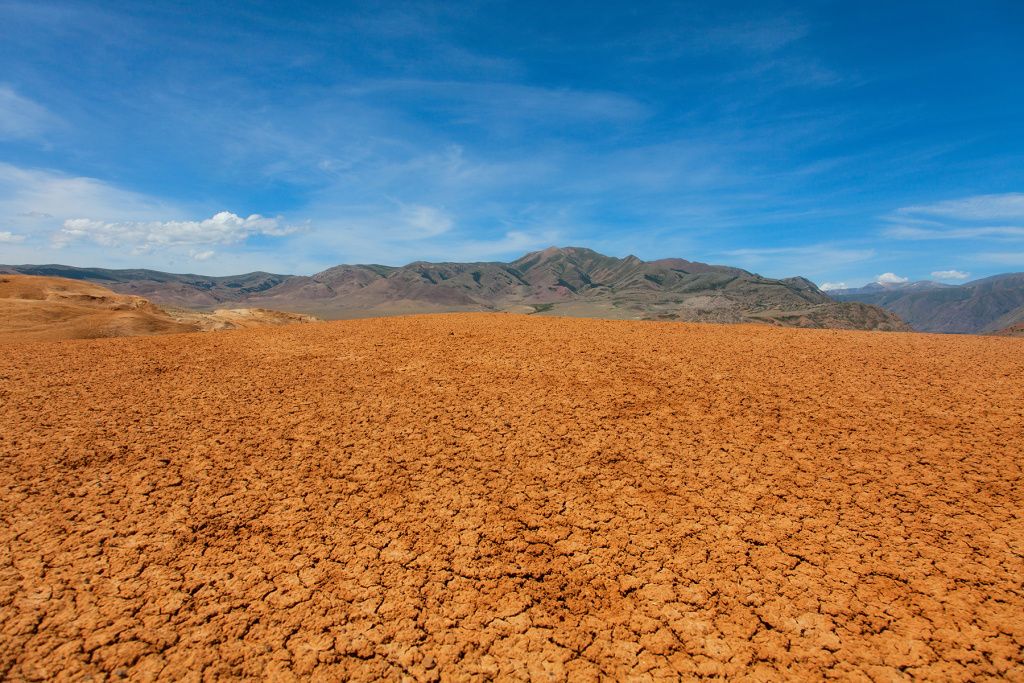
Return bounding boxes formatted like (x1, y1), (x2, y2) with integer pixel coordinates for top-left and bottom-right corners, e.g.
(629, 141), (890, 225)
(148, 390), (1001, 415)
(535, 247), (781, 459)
(1, 314), (1022, 681)
(0, 275), (317, 344)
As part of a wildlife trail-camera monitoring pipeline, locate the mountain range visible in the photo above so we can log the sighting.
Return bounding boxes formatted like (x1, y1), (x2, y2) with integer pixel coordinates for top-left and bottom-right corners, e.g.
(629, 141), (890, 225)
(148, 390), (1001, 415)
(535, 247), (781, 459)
(1, 247), (907, 331)
(830, 274), (1024, 334)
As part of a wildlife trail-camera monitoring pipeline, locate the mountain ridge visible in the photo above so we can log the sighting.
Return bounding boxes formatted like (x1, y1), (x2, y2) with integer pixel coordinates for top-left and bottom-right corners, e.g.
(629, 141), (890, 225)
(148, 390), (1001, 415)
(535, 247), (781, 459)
(2, 247), (907, 331)
(827, 280), (952, 297)
(831, 272), (1024, 333)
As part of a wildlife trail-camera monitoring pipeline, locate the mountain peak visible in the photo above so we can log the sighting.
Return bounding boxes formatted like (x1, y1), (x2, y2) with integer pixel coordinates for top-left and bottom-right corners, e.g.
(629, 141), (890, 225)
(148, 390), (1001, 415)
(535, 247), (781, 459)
(528, 245), (603, 259)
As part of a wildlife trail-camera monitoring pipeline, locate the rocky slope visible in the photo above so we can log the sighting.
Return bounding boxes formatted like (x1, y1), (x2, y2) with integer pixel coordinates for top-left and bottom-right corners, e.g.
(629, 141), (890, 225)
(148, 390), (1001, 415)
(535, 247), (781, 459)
(0, 275), (317, 343)
(831, 273), (1024, 333)
(2, 247), (907, 331)
(993, 322), (1024, 337)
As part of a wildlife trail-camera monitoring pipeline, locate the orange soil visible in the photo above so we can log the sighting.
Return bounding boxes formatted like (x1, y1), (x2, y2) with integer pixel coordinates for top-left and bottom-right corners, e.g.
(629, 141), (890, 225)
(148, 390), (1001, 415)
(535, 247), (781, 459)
(1, 314), (1022, 680)
(0, 275), (196, 342)
(0, 275), (317, 343)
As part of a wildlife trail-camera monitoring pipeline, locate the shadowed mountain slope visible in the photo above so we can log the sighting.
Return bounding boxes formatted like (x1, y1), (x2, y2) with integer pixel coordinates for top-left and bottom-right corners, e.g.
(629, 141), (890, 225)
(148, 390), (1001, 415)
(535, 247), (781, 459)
(831, 273), (1024, 333)
(993, 323), (1024, 337)
(3, 247), (907, 330)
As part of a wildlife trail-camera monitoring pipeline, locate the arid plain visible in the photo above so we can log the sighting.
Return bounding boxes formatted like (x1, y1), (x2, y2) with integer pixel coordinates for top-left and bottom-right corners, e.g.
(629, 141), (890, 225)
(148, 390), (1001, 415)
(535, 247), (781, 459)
(1, 314), (1022, 680)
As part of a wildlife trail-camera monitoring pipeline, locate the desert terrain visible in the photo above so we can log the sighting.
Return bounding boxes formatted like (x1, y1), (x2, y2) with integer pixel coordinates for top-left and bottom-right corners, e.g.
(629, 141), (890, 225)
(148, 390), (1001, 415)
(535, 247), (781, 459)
(0, 275), (317, 343)
(1, 314), (1022, 680)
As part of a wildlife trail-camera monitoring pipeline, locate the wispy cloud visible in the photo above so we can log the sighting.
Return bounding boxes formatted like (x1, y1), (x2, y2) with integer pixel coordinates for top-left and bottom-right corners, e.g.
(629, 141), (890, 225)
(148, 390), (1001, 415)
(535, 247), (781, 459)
(876, 272), (908, 284)
(288, 201), (559, 266)
(0, 84), (59, 141)
(818, 281), (847, 291)
(429, 229), (559, 263)
(896, 193), (1024, 221)
(885, 193), (1024, 243)
(931, 269), (970, 280)
(0, 162), (175, 223)
(721, 243), (875, 277)
(348, 80), (649, 129)
(627, 14), (809, 61)
(0, 230), (26, 243)
(972, 252), (1024, 267)
(395, 205), (453, 239)
(885, 225), (1024, 240)
(701, 18), (809, 53)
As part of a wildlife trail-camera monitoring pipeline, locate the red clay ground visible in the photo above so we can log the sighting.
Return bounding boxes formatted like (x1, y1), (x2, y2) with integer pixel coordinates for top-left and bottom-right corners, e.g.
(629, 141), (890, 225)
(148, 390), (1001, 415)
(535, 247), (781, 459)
(1, 314), (1022, 680)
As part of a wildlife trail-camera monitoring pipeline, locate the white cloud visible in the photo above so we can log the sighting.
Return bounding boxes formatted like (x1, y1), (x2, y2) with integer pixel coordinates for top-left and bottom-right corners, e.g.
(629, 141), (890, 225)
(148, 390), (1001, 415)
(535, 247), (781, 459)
(437, 229), (557, 262)
(897, 193), (1024, 221)
(54, 212), (300, 252)
(0, 230), (26, 243)
(0, 162), (175, 222)
(725, 245), (873, 259)
(291, 210), (557, 265)
(0, 160), (546, 271)
(931, 269), (969, 281)
(399, 205), (453, 239)
(876, 272), (908, 284)
(721, 243), (875, 277)
(886, 193), (1024, 242)
(0, 163), (303, 271)
(884, 225), (1024, 240)
(0, 85), (58, 141)
(818, 282), (847, 291)
(297, 203), (455, 249)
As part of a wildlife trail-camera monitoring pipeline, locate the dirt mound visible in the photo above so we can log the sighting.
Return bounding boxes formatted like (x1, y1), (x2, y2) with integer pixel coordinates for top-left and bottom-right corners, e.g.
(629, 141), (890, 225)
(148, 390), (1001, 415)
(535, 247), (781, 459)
(0, 274), (198, 342)
(165, 307), (320, 331)
(1, 315), (1021, 679)
(0, 275), (319, 343)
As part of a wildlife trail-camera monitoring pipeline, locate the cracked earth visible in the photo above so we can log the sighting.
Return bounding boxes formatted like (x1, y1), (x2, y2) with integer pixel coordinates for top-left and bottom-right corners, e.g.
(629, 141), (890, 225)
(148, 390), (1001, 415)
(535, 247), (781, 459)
(1, 314), (1022, 680)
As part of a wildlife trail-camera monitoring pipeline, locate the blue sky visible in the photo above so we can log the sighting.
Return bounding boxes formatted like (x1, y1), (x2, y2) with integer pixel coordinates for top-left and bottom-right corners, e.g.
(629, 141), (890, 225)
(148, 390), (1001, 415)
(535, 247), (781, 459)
(0, 0), (1022, 287)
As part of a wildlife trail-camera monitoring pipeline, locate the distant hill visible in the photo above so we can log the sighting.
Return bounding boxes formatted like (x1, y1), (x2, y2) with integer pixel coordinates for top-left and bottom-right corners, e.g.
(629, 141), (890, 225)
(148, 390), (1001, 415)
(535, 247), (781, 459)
(827, 280), (953, 297)
(993, 323), (1024, 337)
(1, 247), (908, 331)
(830, 273), (1024, 333)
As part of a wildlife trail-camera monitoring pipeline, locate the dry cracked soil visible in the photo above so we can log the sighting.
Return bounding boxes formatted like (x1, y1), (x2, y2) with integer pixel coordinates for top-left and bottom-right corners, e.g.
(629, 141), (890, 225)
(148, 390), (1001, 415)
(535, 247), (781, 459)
(1, 314), (1022, 681)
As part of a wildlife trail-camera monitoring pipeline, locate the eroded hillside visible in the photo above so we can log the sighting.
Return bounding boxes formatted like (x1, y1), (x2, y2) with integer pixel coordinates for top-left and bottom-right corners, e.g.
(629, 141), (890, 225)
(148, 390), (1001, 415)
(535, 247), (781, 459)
(0, 275), (316, 342)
